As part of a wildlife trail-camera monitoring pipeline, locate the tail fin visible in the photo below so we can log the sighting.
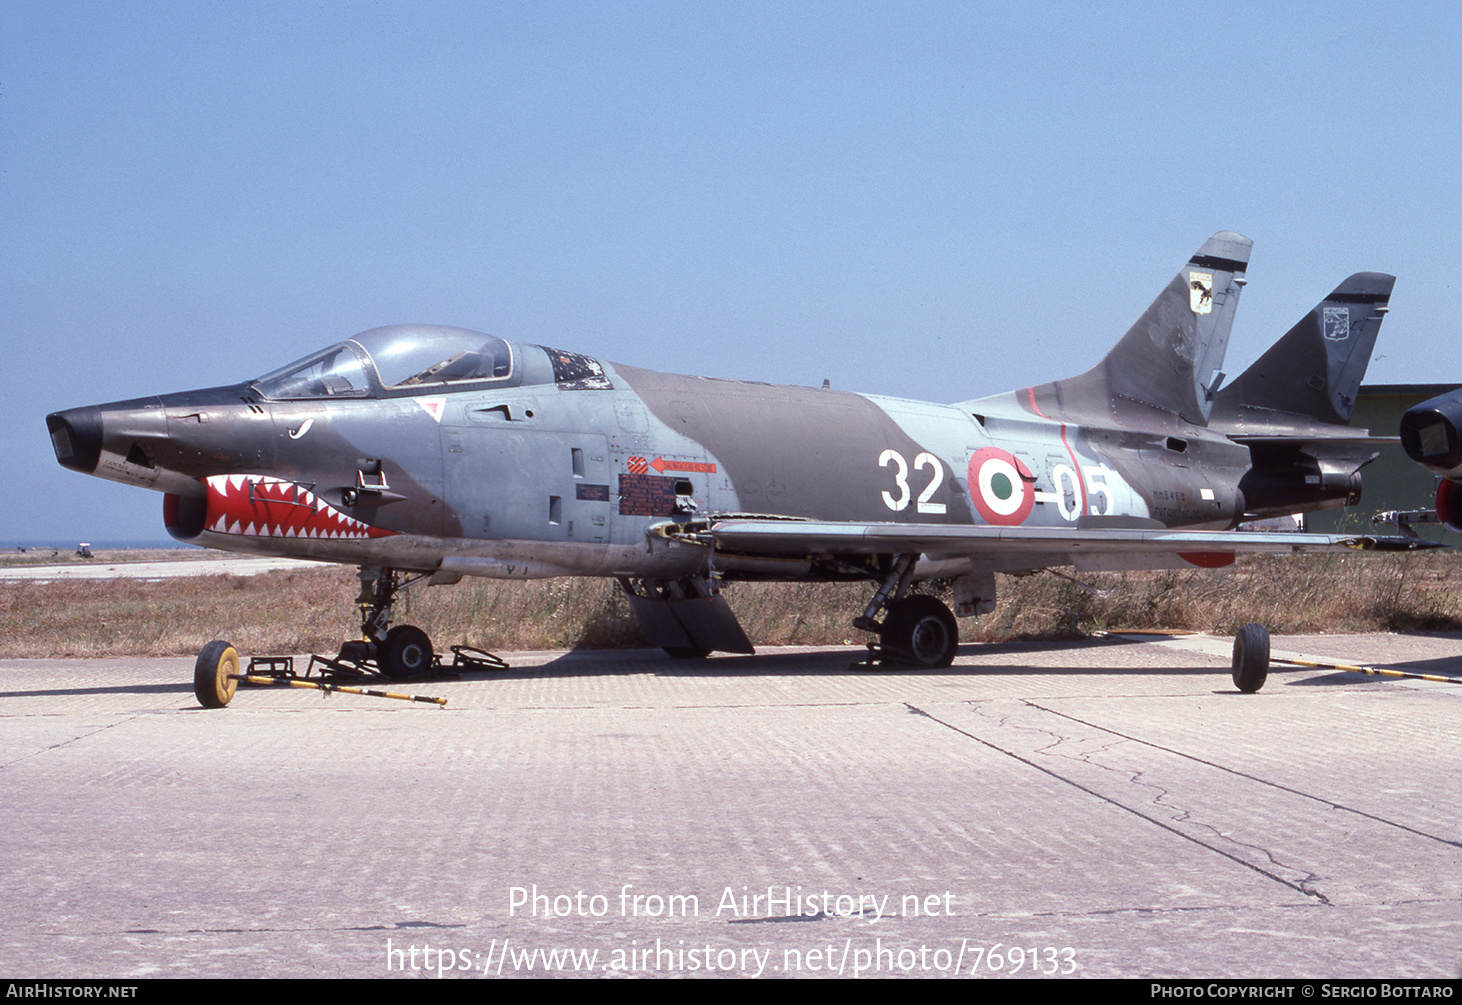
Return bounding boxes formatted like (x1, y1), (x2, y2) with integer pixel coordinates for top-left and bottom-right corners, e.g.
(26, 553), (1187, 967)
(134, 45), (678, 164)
(1024, 231), (1252, 430)
(1211, 273), (1395, 434)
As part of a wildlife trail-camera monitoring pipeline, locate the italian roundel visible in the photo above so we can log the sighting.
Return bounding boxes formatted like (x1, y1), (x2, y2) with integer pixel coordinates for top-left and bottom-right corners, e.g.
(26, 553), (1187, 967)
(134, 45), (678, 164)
(968, 448), (1035, 526)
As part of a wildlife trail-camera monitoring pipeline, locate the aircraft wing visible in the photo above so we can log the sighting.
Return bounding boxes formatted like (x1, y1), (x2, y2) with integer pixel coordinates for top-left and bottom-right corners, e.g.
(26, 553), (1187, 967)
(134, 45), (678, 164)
(703, 519), (1435, 571)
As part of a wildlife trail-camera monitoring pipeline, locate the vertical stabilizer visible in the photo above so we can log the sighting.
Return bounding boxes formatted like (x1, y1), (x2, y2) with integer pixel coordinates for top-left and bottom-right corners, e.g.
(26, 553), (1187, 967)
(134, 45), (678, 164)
(1024, 231), (1252, 430)
(1211, 273), (1395, 433)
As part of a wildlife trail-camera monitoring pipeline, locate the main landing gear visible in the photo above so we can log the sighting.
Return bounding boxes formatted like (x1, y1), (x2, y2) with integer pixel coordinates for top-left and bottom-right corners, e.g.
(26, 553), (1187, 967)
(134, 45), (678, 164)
(854, 555), (960, 669)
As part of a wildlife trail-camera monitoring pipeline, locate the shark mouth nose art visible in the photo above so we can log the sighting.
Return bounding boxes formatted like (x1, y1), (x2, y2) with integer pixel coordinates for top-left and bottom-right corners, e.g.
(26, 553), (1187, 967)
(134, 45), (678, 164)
(203, 474), (396, 539)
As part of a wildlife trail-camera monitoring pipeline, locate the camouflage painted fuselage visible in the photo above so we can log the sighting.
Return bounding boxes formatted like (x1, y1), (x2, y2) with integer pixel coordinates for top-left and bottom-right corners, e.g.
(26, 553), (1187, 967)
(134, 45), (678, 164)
(48, 331), (1249, 584)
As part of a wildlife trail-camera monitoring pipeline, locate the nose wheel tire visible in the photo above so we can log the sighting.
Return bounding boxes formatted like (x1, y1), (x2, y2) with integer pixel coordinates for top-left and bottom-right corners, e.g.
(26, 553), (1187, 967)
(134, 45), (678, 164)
(382, 625), (434, 680)
(194, 640), (240, 708)
(880, 596), (959, 669)
(1232, 623), (1270, 693)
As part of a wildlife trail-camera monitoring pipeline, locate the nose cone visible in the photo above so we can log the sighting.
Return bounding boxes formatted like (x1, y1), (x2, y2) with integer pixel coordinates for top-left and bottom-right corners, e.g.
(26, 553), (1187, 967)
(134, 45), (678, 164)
(47, 385), (270, 494)
(46, 406), (104, 474)
(44, 394), (175, 490)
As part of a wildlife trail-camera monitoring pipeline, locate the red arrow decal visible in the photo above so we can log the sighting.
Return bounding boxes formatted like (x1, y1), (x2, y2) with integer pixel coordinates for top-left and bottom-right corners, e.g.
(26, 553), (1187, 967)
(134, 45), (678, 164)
(650, 456), (716, 474)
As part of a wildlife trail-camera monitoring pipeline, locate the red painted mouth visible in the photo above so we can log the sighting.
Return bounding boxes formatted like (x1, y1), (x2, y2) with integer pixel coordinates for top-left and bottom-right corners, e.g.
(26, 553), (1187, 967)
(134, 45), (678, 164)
(203, 475), (397, 540)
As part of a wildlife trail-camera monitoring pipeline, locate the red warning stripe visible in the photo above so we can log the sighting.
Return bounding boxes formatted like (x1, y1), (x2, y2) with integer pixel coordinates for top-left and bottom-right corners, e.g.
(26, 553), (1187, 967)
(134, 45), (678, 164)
(1178, 552), (1235, 568)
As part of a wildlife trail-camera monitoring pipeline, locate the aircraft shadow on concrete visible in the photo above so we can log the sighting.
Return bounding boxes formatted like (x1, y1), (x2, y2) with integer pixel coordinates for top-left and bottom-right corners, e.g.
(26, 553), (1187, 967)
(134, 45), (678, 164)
(5, 631), (1456, 706)
(0, 680), (193, 699)
(525, 636), (1226, 680)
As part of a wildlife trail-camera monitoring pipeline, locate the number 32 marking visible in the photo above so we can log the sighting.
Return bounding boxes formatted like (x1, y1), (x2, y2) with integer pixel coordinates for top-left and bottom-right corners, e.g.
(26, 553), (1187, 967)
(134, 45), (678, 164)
(880, 449), (946, 514)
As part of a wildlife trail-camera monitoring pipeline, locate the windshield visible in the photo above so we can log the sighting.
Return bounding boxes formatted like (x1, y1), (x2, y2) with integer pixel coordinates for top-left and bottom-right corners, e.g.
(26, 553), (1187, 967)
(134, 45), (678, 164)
(252, 342), (372, 400)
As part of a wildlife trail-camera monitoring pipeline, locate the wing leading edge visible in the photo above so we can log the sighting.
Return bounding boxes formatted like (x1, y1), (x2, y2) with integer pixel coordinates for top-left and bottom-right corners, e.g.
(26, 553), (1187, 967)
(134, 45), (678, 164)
(703, 518), (1433, 569)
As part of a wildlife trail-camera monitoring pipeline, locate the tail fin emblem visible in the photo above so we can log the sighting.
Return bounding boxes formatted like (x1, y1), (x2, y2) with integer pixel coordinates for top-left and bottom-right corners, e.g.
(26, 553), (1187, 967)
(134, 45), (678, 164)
(1189, 272), (1214, 314)
(1322, 306), (1351, 341)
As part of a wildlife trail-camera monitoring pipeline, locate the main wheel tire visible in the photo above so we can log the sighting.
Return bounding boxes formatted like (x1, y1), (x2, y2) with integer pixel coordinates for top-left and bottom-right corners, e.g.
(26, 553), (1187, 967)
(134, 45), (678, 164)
(881, 596), (959, 669)
(663, 647), (711, 659)
(1232, 623), (1270, 693)
(194, 640), (240, 709)
(383, 625), (434, 680)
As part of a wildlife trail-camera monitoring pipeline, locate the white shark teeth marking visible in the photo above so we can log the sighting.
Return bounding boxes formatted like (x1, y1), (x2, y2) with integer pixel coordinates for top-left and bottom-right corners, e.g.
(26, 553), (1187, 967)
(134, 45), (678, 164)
(203, 473), (396, 539)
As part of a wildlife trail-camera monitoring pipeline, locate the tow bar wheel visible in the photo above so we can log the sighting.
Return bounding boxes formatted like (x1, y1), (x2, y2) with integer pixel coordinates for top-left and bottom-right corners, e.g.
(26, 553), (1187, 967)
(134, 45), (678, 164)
(195, 640), (240, 709)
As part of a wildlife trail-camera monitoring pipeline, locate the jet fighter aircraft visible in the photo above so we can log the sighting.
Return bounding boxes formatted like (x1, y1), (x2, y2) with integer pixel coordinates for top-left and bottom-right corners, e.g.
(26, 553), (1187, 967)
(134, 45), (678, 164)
(46, 232), (1424, 692)
(1397, 388), (1462, 533)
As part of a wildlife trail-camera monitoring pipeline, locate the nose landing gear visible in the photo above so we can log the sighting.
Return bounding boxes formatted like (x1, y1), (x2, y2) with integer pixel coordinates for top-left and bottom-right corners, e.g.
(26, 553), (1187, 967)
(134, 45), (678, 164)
(348, 567), (434, 680)
(326, 566), (505, 679)
(381, 624), (434, 679)
(190, 564), (509, 708)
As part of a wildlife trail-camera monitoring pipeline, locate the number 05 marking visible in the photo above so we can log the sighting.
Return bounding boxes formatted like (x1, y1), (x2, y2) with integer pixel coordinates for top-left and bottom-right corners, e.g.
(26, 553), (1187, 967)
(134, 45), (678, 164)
(1051, 462), (1113, 521)
(879, 449), (946, 514)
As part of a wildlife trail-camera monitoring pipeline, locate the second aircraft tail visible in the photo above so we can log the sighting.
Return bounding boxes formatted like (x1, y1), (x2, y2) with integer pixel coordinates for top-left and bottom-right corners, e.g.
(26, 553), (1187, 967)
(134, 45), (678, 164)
(1210, 272), (1395, 435)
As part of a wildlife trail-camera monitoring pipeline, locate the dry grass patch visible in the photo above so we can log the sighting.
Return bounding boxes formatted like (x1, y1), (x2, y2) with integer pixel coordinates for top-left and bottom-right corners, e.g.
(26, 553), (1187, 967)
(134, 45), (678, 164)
(1, 552), (1458, 659)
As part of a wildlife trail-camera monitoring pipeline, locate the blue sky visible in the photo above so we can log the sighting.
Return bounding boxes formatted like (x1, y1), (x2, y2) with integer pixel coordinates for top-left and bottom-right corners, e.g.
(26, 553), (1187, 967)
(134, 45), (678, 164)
(4, 1), (1459, 543)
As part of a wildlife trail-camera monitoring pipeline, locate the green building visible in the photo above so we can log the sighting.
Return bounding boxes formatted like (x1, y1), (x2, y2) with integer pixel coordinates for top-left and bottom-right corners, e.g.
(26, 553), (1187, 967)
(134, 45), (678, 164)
(1304, 384), (1459, 544)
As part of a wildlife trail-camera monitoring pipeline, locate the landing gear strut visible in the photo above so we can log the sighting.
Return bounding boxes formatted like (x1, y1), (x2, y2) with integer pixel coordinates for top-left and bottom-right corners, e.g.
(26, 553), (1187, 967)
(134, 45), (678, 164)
(327, 567), (505, 678)
(854, 555), (960, 669)
(346, 566), (435, 680)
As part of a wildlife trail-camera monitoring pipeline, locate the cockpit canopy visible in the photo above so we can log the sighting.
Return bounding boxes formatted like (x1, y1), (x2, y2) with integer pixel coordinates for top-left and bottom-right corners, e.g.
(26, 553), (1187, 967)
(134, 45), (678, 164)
(252, 325), (515, 400)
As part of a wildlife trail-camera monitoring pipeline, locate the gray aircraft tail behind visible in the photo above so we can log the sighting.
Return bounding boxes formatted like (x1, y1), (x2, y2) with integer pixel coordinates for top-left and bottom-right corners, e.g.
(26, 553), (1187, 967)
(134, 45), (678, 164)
(1210, 273), (1396, 519)
(1210, 272), (1395, 436)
